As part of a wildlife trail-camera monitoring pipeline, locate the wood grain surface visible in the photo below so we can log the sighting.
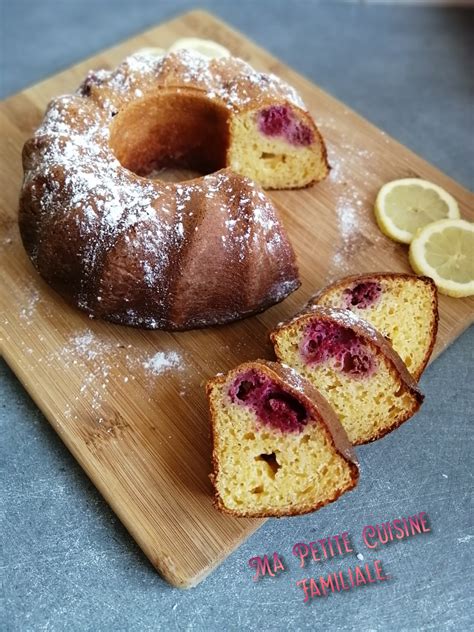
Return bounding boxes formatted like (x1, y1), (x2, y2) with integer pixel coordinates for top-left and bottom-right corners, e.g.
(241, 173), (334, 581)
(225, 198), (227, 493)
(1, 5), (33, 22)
(0, 10), (472, 588)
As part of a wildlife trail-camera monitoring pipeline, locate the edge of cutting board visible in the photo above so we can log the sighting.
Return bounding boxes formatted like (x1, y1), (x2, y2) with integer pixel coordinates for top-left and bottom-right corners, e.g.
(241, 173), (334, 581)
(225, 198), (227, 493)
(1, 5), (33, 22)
(1, 9), (473, 588)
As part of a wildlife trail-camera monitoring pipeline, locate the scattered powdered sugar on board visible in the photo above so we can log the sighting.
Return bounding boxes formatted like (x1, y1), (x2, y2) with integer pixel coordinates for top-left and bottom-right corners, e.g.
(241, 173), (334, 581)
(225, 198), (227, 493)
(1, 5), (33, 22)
(46, 327), (189, 424)
(19, 287), (40, 324)
(336, 203), (359, 241)
(70, 330), (112, 361)
(50, 328), (118, 421)
(143, 351), (183, 375)
(324, 141), (385, 278)
(14, 275), (55, 329)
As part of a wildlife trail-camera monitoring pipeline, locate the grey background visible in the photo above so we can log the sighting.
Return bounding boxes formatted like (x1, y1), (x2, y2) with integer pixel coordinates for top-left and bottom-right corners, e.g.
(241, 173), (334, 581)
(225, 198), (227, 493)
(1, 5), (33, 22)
(1, 1), (473, 630)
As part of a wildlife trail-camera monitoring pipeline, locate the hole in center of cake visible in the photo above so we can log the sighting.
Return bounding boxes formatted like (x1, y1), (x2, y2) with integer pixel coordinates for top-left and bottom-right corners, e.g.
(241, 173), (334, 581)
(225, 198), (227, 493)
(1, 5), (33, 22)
(229, 370), (309, 432)
(109, 92), (230, 180)
(300, 320), (376, 378)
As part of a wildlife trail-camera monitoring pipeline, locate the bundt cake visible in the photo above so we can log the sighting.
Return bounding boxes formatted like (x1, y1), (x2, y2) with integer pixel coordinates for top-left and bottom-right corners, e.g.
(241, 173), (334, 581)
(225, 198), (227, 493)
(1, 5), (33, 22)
(19, 49), (329, 330)
(307, 273), (438, 380)
(270, 307), (424, 445)
(207, 360), (359, 517)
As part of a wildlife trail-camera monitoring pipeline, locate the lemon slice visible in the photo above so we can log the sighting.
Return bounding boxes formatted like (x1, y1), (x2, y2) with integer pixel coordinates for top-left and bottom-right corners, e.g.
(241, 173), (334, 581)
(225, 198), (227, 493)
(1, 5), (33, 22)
(134, 47), (166, 58)
(409, 219), (474, 297)
(168, 38), (230, 59)
(375, 178), (460, 244)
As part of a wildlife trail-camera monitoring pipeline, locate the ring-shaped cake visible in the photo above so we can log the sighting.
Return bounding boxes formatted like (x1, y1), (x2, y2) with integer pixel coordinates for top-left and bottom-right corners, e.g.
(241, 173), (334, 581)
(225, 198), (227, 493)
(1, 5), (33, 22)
(19, 50), (329, 329)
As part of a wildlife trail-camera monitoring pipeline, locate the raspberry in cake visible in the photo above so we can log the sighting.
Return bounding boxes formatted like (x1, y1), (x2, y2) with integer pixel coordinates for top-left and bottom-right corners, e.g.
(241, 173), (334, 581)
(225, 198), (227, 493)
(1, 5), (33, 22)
(207, 360), (359, 517)
(271, 307), (424, 445)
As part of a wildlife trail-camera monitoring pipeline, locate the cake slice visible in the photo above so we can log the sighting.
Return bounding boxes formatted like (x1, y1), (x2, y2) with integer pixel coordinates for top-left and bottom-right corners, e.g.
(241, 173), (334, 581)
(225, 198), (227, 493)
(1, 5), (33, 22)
(307, 273), (438, 380)
(228, 103), (330, 189)
(207, 360), (359, 517)
(270, 307), (424, 445)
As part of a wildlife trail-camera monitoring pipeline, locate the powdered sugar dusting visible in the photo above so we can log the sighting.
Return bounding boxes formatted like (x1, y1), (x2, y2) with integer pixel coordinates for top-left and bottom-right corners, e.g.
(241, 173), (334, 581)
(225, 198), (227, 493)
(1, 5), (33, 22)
(337, 204), (359, 242)
(80, 48), (305, 113)
(19, 287), (40, 324)
(70, 329), (114, 362)
(324, 140), (383, 278)
(23, 91), (163, 313)
(48, 328), (191, 424)
(143, 351), (183, 375)
(114, 49), (306, 110)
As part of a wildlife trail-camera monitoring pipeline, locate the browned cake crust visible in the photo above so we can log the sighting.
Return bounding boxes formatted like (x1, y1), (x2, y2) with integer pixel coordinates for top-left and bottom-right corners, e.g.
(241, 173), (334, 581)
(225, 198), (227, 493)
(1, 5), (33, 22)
(17, 50), (331, 330)
(271, 306), (424, 445)
(306, 272), (439, 379)
(207, 360), (359, 517)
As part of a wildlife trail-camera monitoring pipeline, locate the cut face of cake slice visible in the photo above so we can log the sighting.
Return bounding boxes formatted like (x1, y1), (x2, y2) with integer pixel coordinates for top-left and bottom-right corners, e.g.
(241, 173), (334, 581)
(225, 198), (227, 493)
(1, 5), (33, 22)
(307, 273), (438, 380)
(271, 307), (424, 445)
(228, 104), (329, 189)
(207, 361), (359, 517)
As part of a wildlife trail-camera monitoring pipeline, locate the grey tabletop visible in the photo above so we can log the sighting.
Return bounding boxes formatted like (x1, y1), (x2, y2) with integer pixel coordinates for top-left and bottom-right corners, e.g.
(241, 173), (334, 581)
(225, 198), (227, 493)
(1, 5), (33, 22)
(1, 1), (473, 631)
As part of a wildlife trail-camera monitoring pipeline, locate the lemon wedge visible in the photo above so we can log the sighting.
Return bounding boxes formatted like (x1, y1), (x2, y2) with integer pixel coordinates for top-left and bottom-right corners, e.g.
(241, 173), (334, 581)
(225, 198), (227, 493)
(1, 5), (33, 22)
(168, 38), (230, 59)
(409, 219), (474, 297)
(375, 178), (460, 244)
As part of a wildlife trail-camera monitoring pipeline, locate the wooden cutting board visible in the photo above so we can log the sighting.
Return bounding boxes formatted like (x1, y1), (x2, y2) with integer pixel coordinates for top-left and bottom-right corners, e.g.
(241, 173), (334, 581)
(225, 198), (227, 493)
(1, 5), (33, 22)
(1, 10), (473, 588)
